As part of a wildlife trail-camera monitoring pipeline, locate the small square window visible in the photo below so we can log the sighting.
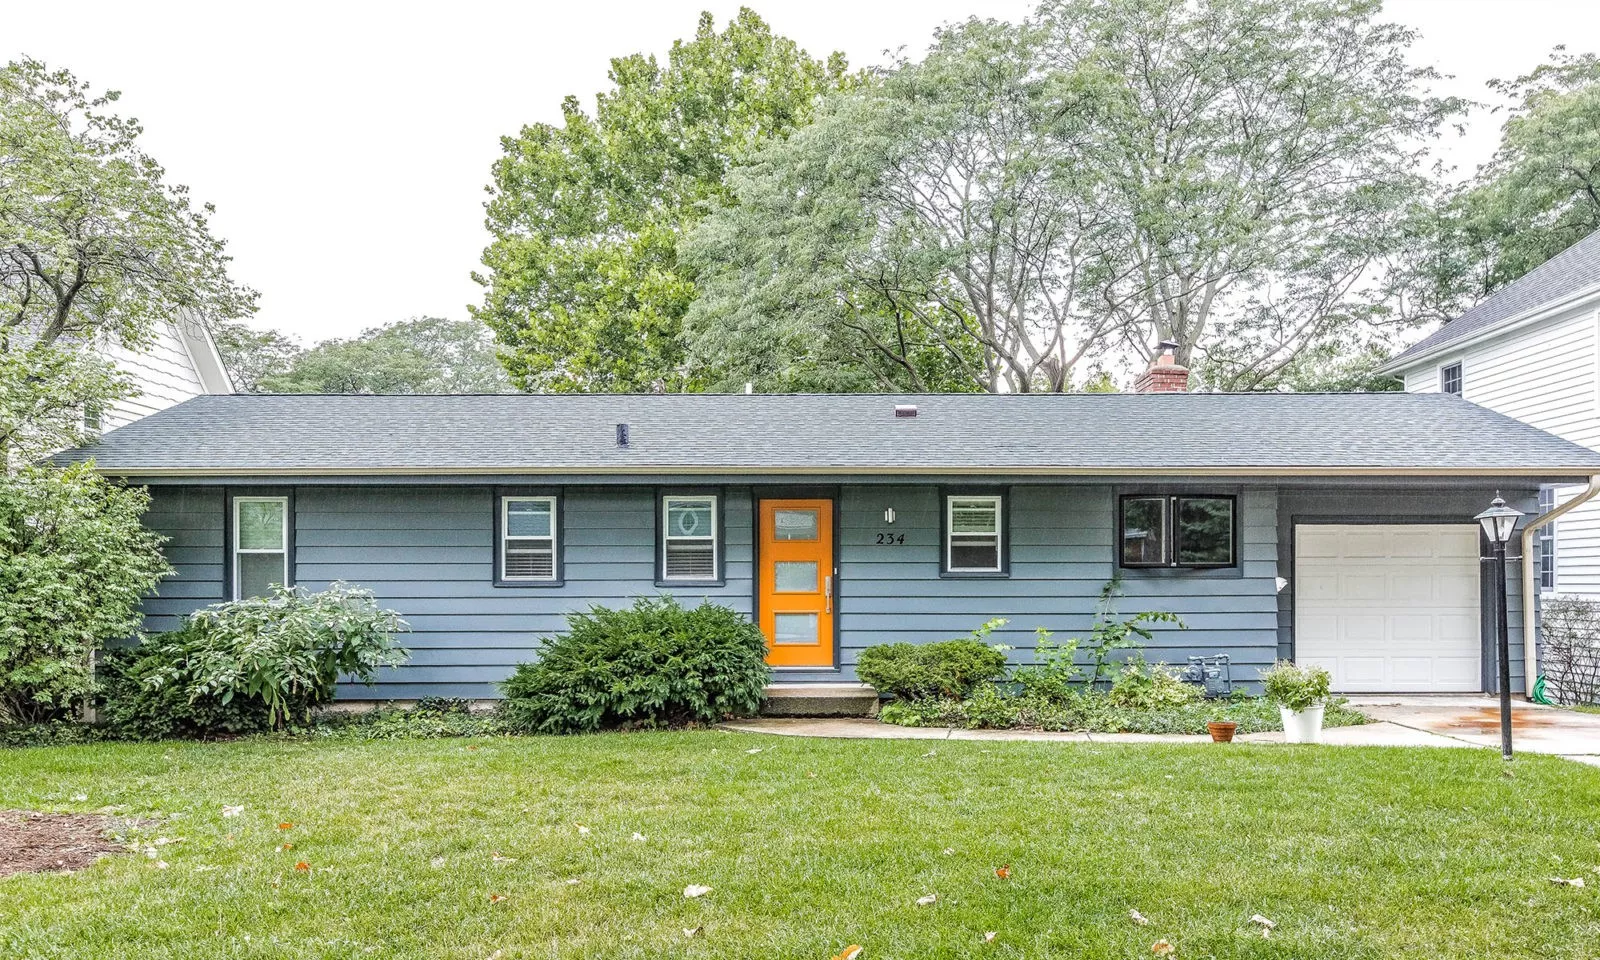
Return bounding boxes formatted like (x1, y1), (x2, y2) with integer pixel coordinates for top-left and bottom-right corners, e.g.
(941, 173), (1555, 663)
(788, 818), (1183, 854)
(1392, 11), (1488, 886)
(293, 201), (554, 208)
(944, 495), (1003, 574)
(501, 496), (558, 582)
(1441, 362), (1462, 397)
(661, 495), (720, 582)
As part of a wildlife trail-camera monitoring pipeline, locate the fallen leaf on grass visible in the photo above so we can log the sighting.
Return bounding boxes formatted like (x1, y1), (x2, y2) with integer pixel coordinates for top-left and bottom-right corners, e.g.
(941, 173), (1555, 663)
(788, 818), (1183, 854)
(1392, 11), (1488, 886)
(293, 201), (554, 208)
(1548, 876), (1586, 887)
(983, 932), (997, 943)
(221, 805), (245, 818)
(915, 893), (937, 906)
(832, 946), (863, 960)
(684, 884), (713, 898)
(154, 860), (169, 870)
(279, 842), (294, 851)
(564, 878), (582, 885)
(922, 749), (937, 758)
(1129, 909), (1150, 926)
(631, 832), (647, 842)
(1250, 914), (1275, 938)
(278, 822), (293, 831)
(489, 894), (508, 904)
(71, 793), (88, 802)
(683, 926), (703, 938)
(746, 748), (763, 755)
(491, 852), (516, 863)
(942, 848), (956, 856)
(1151, 940), (1175, 956)
(994, 865), (1011, 880)
(294, 861), (310, 872)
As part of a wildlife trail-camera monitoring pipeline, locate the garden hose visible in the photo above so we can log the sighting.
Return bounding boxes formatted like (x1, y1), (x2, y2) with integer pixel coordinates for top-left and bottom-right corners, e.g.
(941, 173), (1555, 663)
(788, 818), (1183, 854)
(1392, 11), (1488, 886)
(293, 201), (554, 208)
(1532, 675), (1552, 706)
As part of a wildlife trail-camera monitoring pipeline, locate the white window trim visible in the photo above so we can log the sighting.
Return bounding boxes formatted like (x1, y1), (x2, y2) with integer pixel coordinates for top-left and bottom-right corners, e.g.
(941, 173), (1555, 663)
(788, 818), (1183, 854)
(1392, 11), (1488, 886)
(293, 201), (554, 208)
(1538, 487), (1558, 593)
(233, 496), (289, 600)
(501, 495), (559, 582)
(946, 495), (1003, 573)
(661, 494), (719, 582)
(1439, 360), (1463, 397)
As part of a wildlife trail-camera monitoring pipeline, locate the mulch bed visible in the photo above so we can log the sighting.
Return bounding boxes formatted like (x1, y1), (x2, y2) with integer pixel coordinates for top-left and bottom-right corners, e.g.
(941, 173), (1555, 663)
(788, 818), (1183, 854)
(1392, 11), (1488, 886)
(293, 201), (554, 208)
(0, 810), (126, 877)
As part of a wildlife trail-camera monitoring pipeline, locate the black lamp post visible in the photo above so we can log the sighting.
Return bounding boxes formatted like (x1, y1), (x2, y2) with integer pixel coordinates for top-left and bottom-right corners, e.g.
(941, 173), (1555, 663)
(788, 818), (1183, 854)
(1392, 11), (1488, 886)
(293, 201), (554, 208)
(1474, 494), (1524, 761)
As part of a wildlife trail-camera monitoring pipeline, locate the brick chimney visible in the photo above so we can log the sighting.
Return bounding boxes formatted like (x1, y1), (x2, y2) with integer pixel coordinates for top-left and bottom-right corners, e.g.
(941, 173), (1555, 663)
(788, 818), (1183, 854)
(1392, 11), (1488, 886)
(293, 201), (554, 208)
(1134, 341), (1189, 393)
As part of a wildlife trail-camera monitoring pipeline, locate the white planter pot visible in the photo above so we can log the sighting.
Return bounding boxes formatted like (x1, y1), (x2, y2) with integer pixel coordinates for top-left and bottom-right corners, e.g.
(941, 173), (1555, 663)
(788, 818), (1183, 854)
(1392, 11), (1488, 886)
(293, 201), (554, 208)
(1279, 703), (1325, 744)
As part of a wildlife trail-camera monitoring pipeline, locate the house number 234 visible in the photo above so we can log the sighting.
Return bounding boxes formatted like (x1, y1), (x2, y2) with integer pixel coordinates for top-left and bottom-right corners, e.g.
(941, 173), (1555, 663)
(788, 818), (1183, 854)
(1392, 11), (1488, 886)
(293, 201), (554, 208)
(875, 532), (905, 546)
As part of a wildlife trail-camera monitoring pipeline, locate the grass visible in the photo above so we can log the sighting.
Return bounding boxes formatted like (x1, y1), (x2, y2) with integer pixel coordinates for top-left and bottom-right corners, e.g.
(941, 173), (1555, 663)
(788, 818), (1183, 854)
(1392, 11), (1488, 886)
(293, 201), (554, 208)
(2, 733), (1599, 959)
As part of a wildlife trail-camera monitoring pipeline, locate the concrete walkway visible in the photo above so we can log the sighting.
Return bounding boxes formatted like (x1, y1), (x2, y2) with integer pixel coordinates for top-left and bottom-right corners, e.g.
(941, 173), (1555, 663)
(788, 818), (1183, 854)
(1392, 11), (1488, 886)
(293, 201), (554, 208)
(723, 696), (1600, 765)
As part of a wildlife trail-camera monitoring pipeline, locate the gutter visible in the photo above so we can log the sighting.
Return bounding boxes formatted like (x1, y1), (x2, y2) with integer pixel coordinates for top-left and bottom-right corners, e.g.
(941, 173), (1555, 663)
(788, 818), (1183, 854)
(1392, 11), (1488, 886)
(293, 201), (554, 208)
(1519, 474), (1600, 696)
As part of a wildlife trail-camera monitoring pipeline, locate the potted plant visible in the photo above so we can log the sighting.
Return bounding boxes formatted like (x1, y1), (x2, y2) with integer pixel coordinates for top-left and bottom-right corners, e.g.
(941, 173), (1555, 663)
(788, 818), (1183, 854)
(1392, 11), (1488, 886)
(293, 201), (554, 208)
(1260, 661), (1333, 744)
(1205, 716), (1237, 743)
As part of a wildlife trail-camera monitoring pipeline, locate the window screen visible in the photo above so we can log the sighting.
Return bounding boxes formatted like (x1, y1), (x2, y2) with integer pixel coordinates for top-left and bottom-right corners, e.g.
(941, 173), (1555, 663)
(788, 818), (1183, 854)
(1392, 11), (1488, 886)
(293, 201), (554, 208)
(502, 496), (558, 581)
(946, 495), (1002, 572)
(234, 497), (289, 599)
(662, 495), (718, 581)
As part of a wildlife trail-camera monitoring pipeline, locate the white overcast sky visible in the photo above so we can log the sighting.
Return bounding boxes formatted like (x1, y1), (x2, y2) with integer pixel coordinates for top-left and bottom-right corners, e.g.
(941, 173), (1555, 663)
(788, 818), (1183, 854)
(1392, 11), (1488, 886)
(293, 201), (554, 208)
(8, 0), (1600, 343)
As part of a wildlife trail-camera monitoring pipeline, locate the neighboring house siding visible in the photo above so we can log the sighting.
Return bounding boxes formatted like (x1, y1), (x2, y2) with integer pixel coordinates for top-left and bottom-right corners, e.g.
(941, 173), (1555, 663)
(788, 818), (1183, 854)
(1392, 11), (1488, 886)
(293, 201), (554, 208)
(1274, 486), (1535, 692)
(100, 320), (209, 429)
(1397, 303), (1600, 600)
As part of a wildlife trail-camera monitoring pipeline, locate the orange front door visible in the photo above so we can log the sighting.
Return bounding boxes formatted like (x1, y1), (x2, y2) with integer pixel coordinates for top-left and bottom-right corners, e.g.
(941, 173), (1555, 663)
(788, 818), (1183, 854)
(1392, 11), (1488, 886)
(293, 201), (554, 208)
(759, 499), (835, 668)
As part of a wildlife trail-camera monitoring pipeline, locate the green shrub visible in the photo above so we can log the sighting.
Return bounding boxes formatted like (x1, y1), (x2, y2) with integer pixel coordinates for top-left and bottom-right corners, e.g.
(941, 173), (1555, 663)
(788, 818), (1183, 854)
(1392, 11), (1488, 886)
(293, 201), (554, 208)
(856, 620), (1010, 701)
(1107, 656), (1203, 709)
(1260, 661), (1332, 712)
(101, 583), (408, 738)
(307, 702), (511, 741)
(1011, 630), (1081, 702)
(497, 597), (771, 734)
(0, 463), (171, 723)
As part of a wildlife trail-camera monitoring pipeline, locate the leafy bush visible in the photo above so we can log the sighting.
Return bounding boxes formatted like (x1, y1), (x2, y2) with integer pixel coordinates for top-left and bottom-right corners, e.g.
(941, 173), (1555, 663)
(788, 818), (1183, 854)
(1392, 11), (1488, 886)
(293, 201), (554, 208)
(101, 583), (408, 738)
(0, 463), (171, 723)
(1107, 656), (1203, 709)
(1260, 661), (1332, 712)
(1540, 596), (1600, 706)
(1011, 630), (1081, 701)
(307, 701), (511, 741)
(856, 620), (1010, 701)
(498, 597), (770, 734)
(878, 690), (1367, 735)
(1081, 578), (1184, 686)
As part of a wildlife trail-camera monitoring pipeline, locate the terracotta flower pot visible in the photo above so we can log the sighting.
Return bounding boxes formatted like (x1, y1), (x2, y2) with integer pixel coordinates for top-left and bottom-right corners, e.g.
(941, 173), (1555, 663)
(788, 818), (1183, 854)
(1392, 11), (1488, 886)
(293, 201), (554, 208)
(1206, 721), (1238, 743)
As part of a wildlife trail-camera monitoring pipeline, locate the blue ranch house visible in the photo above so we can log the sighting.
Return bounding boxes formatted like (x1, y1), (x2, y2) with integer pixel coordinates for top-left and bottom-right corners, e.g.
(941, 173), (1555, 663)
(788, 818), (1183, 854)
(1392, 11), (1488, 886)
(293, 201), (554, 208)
(57, 369), (1600, 702)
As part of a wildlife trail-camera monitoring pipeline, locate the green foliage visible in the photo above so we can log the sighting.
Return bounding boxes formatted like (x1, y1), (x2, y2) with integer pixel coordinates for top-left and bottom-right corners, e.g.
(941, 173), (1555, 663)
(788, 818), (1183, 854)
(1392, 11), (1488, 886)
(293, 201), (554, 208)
(0, 58), (254, 466)
(209, 319), (304, 393)
(473, 10), (857, 393)
(1107, 656), (1204, 710)
(689, 0), (1452, 393)
(0, 464), (170, 723)
(305, 701), (512, 742)
(1082, 579), (1184, 686)
(255, 317), (511, 395)
(1399, 50), (1600, 321)
(1260, 661), (1333, 712)
(855, 620), (1010, 701)
(1010, 629), (1081, 701)
(102, 583), (409, 737)
(878, 690), (1366, 735)
(497, 597), (771, 734)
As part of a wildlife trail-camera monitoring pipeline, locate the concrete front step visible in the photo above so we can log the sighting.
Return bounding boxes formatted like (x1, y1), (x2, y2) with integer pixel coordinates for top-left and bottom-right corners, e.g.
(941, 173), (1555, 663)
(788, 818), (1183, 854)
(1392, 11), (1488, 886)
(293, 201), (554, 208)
(761, 683), (880, 718)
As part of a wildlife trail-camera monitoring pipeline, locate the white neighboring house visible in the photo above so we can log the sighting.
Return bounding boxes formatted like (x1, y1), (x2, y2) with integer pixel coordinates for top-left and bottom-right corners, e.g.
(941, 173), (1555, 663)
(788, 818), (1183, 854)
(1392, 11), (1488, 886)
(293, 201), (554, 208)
(94, 310), (233, 430)
(1380, 227), (1600, 602)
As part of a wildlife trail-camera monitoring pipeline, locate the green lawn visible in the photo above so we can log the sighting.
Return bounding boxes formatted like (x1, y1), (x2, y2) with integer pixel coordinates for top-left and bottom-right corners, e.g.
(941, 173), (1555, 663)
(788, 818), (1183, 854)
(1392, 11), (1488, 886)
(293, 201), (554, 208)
(2, 733), (1599, 959)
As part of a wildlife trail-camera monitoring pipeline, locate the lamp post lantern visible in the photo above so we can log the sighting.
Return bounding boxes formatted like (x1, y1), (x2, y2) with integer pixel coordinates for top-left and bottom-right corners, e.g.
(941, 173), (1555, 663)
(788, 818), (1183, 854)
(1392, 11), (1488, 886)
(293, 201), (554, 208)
(1475, 494), (1524, 761)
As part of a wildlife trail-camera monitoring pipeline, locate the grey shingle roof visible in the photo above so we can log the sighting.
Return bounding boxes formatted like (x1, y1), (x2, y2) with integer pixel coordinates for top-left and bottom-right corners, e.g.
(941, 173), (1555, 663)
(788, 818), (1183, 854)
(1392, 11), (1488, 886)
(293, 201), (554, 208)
(1386, 226), (1600, 370)
(53, 392), (1600, 477)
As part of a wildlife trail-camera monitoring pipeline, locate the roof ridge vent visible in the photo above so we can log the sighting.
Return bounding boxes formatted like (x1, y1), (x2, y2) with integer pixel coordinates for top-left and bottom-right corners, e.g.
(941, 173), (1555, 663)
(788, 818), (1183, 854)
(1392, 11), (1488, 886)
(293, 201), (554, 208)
(616, 423), (630, 447)
(894, 404), (918, 418)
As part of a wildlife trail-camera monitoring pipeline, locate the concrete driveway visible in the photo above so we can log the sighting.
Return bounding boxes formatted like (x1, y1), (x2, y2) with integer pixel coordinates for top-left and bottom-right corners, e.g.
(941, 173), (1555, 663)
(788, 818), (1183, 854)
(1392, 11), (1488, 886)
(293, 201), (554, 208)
(1346, 696), (1600, 765)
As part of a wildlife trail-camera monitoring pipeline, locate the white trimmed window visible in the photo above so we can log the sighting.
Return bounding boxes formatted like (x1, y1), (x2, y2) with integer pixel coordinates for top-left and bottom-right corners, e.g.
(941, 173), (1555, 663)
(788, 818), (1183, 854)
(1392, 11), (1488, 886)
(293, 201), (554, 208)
(233, 496), (289, 599)
(946, 495), (1003, 573)
(502, 496), (558, 581)
(662, 495), (718, 581)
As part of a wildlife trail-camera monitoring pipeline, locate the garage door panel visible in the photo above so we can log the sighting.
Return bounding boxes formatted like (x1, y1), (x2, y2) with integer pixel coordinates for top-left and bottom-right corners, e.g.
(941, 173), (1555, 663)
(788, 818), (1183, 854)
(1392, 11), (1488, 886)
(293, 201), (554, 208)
(1295, 524), (1481, 693)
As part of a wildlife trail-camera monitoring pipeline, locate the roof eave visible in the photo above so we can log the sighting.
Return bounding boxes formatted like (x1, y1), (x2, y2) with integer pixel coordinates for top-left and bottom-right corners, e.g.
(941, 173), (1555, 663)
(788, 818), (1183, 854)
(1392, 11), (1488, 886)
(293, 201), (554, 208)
(81, 464), (1600, 479)
(1378, 280), (1600, 375)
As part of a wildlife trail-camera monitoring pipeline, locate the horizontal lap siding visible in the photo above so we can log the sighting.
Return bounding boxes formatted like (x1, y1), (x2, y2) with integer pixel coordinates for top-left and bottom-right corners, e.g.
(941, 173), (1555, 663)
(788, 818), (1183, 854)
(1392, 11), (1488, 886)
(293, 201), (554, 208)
(825, 485), (1280, 689)
(138, 485), (753, 700)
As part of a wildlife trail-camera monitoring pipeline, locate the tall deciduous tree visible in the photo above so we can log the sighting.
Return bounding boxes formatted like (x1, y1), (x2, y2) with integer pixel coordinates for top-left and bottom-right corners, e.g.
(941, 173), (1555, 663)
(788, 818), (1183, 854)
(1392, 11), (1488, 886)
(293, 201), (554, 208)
(257, 317), (510, 394)
(473, 9), (856, 393)
(687, 20), (1107, 393)
(0, 59), (254, 465)
(688, 0), (1453, 393)
(1400, 50), (1600, 322)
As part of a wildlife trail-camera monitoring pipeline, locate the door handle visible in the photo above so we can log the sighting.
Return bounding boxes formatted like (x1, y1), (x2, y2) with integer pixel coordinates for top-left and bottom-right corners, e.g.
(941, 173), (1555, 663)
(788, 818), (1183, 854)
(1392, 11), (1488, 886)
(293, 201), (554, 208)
(824, 574), (832, 614)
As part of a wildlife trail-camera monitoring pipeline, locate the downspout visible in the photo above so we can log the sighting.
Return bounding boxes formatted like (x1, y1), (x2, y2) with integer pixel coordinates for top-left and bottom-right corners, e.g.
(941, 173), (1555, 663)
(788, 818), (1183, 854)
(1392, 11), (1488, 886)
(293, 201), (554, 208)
(1520, 475), (1600, 696)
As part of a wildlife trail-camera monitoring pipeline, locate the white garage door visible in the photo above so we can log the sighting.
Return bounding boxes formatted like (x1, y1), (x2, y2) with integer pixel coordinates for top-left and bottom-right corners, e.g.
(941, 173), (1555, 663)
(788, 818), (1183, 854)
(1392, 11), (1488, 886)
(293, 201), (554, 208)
(1295, 524), (1481, 692)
